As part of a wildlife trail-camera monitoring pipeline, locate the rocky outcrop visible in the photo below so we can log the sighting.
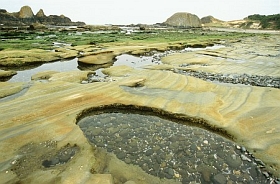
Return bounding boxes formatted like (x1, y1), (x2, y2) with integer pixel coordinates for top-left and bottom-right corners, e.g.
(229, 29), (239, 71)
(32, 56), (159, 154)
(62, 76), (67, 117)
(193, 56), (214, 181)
(201, 15), (223, 24)
(0, 70), (17, 82)
(0, 9), (24, 26)
(78, 51), (116, 65)
(35, 9), (46, 17)
(18, 6), (34, 18)
(0, 6), (85, 27)
(164, 12), (202, 28)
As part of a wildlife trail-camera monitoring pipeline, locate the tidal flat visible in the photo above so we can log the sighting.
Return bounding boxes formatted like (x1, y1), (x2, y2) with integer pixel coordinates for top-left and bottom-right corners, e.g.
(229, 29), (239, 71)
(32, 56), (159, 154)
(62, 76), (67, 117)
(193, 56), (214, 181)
(0, 28), (280, 184)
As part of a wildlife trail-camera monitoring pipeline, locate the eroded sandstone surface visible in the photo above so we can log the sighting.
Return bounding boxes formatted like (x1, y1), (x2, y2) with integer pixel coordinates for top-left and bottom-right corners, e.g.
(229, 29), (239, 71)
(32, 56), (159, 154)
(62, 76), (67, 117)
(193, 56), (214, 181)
(0, 34), (279, 183)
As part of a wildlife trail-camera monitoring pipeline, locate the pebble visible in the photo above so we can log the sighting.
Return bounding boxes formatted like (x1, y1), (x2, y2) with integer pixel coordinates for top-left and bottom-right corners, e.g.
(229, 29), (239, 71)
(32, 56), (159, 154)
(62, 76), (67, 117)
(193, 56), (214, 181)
(212, 173), (227, 184)
(174, 69), (280, 88)
(241, 154), (252, 162)
(78, 112), (277, 183)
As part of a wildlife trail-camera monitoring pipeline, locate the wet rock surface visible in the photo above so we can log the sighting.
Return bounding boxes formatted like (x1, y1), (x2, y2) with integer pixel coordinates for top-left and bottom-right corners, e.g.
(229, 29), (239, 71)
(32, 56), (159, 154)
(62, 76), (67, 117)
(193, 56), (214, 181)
(0, 34), (280, 183)
(9, 141), (79, 179)
(0, 70), (17, 82)
(78, 112), (277, 183)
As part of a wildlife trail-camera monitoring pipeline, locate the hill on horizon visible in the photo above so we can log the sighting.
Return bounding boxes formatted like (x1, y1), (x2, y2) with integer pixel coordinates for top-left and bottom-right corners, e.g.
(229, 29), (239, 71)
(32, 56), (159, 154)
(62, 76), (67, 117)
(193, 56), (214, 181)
(0, 5), (85, 27)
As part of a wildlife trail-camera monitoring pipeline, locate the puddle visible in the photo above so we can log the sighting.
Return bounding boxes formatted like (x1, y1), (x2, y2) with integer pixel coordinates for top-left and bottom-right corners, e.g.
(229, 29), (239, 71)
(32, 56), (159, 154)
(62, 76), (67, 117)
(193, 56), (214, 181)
(78, 111), (276, 183)
(113, 54), (162, 68)
(8, 141), (79, 179)
(4, 45), (225, 83)
(5, 54), (161, 82)
(182, 45), (225, 52)
(7, 58), (79, 82)
(90, 54), (162, 79)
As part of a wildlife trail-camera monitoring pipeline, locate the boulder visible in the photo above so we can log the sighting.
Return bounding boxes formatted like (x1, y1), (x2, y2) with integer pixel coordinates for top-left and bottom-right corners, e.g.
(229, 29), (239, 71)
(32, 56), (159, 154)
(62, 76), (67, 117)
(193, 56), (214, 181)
(164, 12), (202, 28)
(78, 51), (116, 65)
(0, 9), (7, 13)
(36, 9), (46, 17)
(201, 15), (223, 24)
(30, 22), (46, 30)
(18, 6), (34, 18)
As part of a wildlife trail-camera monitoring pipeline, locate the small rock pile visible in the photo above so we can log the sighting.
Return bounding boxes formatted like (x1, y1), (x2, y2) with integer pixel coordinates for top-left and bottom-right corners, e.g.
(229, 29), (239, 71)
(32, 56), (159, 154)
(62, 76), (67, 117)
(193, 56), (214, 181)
(175, 66), (280, 88)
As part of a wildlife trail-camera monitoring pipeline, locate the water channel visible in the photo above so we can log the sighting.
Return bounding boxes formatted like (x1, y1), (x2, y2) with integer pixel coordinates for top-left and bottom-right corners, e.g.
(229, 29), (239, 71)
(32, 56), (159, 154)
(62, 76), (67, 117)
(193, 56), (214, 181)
(6, 45), (224, 82)
(6, 54), (162, 82)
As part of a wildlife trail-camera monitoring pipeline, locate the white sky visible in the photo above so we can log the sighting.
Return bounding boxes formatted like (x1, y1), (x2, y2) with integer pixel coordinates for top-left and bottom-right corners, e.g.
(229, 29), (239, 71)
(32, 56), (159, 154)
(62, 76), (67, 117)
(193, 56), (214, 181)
(1, 0), (279, 25)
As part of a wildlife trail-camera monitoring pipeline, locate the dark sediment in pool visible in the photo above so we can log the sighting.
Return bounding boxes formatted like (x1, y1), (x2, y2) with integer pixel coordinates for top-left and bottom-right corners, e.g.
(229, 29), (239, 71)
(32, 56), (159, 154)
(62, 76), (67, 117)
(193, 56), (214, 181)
(78, 112), (277, 184)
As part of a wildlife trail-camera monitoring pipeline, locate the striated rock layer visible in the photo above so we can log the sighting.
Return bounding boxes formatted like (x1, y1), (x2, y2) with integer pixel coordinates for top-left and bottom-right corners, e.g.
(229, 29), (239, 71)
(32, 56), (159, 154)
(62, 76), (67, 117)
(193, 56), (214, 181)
(164, 12), (202, 28)
(0, 68), (280, 183)
(0, 35), (279, 183)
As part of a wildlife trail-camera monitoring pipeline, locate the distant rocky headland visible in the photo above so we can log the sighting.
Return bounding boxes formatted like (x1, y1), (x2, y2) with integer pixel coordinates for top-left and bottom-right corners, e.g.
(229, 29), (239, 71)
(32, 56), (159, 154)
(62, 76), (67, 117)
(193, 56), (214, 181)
(163, 12), (202, 28)
(160, 12), (280, 30)
(0, 6), (85, 27)
(200, 14), (280, 30)
(1, 6), (279, 31)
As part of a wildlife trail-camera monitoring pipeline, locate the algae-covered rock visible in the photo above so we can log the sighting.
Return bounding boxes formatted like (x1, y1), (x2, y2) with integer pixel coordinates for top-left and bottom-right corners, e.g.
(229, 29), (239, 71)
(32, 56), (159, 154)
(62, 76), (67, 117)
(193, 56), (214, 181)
(78, 51), (116, 65)
(0, 70), (16, 81)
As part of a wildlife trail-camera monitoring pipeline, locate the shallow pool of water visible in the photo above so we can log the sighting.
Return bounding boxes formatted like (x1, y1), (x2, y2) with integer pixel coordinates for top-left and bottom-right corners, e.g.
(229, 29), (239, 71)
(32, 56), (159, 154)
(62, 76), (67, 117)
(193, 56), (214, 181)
(5, 45), (225, 83)
(6, 54), (161, 82)
(78, 112), (272, 183)
(8, 58), (79, 82)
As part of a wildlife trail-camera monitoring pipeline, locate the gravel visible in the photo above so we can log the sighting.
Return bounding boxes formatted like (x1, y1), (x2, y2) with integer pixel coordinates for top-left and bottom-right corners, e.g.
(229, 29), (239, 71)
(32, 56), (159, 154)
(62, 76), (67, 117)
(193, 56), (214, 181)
(78, 112), (278, 183)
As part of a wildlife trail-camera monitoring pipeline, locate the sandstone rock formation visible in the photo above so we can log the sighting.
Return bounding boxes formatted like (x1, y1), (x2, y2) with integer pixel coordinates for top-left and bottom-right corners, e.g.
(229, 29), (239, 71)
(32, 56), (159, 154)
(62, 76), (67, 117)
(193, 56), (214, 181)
(18, 6), (34, 18)
(0, 70), (17, 82)
(78, 51), (117, 65)
(0, 33), (279, 183)
(201, 15), (223, 24)
(35, 9), (46, 17)
(0, 6), (85, 27)
(164, 12), (202, 28)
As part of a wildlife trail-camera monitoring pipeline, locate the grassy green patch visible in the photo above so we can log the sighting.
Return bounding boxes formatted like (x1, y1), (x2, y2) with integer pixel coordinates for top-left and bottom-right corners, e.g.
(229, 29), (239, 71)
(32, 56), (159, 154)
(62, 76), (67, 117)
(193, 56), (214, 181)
(0, 29), (253, 51)
(0, 29), (255, 67)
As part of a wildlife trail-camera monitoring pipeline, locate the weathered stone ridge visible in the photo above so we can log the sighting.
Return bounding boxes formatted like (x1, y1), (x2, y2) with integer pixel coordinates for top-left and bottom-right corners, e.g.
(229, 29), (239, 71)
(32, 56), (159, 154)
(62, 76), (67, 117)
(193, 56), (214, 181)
(0, 6), (85, 26)
(164, 12), (202, 28)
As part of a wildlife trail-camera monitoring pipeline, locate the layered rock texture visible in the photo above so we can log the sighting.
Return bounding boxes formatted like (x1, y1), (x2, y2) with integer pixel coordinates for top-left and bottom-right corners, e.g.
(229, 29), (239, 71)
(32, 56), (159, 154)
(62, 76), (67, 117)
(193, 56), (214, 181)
(0, 6), (85, 26)
(164, 12), (202, 28)
(0, 35), (279, 183)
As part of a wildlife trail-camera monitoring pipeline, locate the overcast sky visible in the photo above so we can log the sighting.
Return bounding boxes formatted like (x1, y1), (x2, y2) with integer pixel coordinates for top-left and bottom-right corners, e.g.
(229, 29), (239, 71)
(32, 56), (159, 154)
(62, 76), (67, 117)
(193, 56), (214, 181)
(2, 0), (279, 25)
